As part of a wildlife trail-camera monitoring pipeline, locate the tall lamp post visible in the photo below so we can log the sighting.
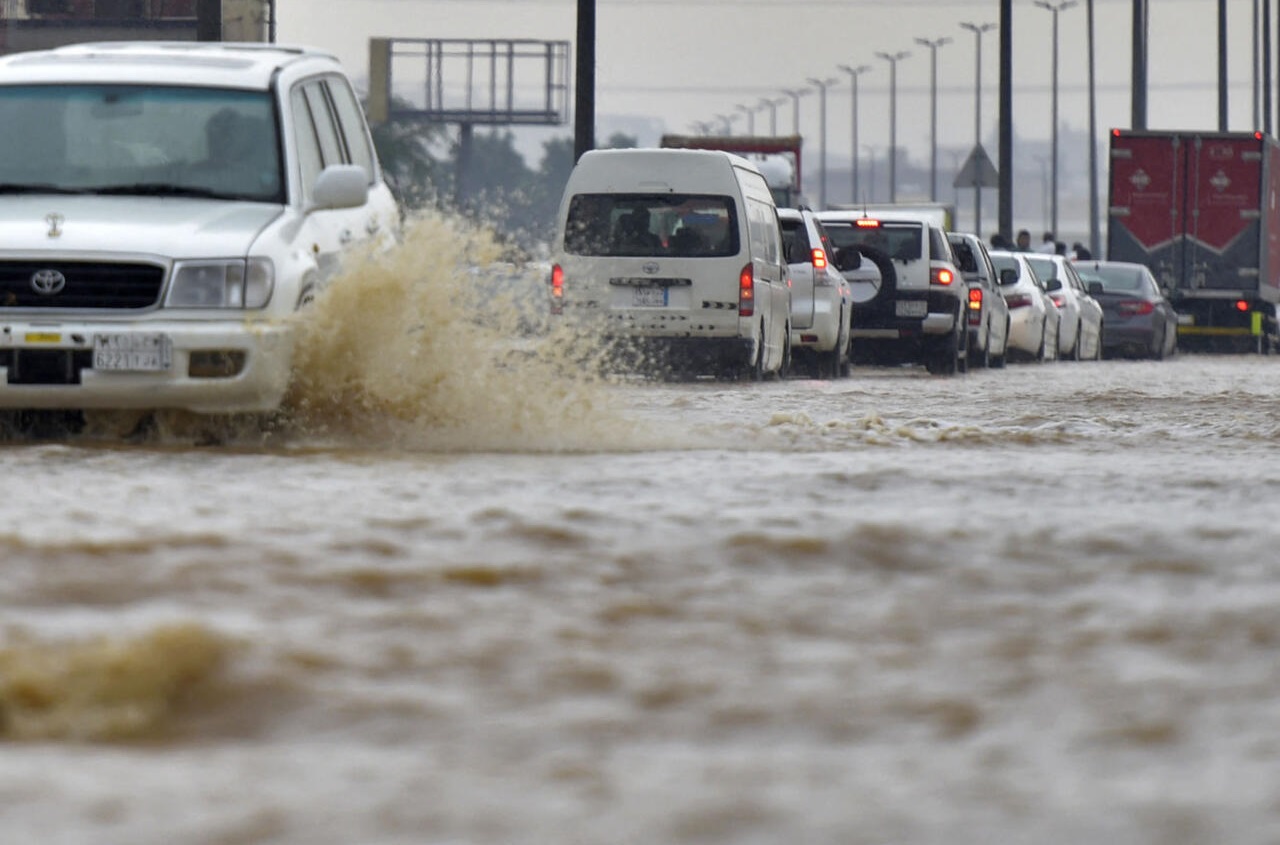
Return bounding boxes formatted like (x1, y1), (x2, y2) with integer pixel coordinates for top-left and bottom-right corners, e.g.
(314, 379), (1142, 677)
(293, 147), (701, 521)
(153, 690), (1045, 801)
(838, 63), (872, 204)
(781, 88), (811, 135)
(960, 21), (996, 235)
(736, 103), (757, 135)
(876, 50), (911, 203)
(914, 36), (952, 202)
(1035, 0), (1077, 238)
(715, 112), (739, 136)
(807, 76), (839, 209)
(760, 97), (786, 135)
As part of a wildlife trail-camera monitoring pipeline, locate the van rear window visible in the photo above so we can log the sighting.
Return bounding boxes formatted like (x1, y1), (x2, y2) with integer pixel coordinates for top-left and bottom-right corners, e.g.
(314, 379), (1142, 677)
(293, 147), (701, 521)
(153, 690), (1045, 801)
(564, 194), (739, 257)
(822, 220), (923, 262)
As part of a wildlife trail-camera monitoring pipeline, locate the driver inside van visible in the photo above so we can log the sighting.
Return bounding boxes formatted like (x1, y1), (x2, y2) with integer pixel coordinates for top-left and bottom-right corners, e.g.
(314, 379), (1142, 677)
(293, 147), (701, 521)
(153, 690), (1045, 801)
(614, 207), (661, 254)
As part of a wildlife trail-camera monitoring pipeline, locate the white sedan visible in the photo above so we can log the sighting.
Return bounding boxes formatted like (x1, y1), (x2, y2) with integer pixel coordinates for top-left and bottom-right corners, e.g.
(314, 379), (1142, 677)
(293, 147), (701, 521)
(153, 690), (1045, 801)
(990, 250), (1059, 362)
(1025, 253), (1105, 361)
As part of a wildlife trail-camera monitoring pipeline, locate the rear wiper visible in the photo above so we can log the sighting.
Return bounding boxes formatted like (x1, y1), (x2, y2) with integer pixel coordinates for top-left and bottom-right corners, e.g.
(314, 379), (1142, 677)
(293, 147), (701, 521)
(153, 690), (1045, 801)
(86, 183), (227, 199)
(0, 183), (88, 195)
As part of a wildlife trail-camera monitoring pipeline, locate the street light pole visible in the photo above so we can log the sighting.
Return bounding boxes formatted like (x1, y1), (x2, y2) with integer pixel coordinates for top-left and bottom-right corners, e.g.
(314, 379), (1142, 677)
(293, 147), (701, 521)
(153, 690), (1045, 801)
(914, 36), (952, 202)
(839, 63), (872, 204)
(807, 76), (839, 210)
(1035, 0), (1077, 238)
(960, 21), (996, 235)
(759, 97), (784, 135)
(715, 112), (738, 136)
(876, 50), (910, 203)
(736, 103), (757, 135)
(781, 88), (811, 136)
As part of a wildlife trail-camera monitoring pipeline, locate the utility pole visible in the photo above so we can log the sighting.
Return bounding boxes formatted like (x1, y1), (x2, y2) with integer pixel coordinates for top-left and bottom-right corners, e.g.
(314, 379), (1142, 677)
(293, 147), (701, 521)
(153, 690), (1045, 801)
(807, 76), (838, 210)
(999, 0), (1012, 240)
(1087, 0), (1100, 257)
(838, 64), (872, 204)
(573, 0), (595, 162)
(1219, 0), (1228, 131)
(876, 50), (910, 203)
(961, 21), (996, 236)
(1132, 0), (1147, 128)
(914, 36), (952, 202)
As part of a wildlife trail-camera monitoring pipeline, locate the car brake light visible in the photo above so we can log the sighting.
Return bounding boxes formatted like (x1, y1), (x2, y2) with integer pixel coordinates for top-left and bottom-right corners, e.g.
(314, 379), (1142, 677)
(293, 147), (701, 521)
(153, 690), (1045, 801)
(967, 287), (982, 325)
(932, 267), (954, 286)
(739, 263), (754, 317)
(811, 247), (827, 270)
(1236, 299), (1250, 312)
(855, 218), (881, 228)
(1005, 294), (1033, 309)
(1117, 299), (1155, 317)
(1049, 293), (1066, 308)
(550, 264), (564, 314)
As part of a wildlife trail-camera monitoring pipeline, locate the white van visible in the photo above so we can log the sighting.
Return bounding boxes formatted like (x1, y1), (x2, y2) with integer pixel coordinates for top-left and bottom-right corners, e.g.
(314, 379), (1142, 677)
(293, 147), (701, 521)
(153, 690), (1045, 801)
(550, 149), (791, 378)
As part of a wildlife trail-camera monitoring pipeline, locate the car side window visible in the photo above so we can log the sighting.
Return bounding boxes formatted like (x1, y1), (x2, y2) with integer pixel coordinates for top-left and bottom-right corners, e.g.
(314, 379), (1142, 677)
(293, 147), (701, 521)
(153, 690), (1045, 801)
(782, 219), (810, 263)
(289, 86), (324, 202)
(302, 83), (344, 168)
(325, 76), (377, 184)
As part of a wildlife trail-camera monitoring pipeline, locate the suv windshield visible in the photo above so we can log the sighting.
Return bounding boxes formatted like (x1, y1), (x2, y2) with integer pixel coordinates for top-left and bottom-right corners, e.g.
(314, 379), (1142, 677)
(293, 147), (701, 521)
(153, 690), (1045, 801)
(0, 84), (283, 202)
(563, 193), (739, 257)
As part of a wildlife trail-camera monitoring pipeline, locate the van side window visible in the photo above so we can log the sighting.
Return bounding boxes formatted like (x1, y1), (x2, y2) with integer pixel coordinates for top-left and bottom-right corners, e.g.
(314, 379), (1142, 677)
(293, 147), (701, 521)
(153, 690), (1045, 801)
(746, 199), (780, 264)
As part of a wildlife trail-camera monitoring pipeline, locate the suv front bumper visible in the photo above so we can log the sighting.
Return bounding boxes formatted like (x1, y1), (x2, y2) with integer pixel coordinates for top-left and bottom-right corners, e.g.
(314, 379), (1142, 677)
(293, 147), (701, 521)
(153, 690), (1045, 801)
(0, 318), (294, 413)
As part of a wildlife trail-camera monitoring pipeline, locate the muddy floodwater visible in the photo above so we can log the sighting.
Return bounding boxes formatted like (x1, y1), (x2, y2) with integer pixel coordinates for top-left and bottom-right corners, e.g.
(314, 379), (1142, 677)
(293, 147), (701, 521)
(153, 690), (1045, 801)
(3, 219), (1280, 844)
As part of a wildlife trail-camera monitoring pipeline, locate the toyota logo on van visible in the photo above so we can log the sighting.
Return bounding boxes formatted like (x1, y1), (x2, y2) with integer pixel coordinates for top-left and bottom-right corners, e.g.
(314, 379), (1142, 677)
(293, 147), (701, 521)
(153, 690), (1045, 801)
(30, 269), (67, 296)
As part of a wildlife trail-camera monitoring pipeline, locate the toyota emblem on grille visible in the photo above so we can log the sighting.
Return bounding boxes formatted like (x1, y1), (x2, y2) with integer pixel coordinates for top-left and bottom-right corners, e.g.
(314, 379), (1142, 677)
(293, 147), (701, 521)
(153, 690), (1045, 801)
(30, 269), (67, 296)
(642, 262), (660, 274)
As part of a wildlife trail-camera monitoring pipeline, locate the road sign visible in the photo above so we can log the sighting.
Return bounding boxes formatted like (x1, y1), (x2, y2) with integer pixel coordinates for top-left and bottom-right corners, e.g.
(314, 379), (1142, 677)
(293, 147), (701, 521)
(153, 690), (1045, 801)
(953, 144), (999, 189)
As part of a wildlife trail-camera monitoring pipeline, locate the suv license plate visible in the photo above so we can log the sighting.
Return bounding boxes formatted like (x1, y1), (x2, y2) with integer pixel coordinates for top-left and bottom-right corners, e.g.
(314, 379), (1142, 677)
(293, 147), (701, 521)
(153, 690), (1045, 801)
(632, 286), (668, 307)
(895, 300), (927, 318)
(93, 333), (173, 371)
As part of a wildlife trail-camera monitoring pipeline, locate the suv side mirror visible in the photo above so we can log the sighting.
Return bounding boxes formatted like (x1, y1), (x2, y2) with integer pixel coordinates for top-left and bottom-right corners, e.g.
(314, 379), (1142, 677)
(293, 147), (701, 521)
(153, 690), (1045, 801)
(311, 164), (370, 211)
(835, 247), (861, 271)
(1087, 281), (1104, 297)
(999, 267), (1018, 285)
(1044, 278), (1063, 292)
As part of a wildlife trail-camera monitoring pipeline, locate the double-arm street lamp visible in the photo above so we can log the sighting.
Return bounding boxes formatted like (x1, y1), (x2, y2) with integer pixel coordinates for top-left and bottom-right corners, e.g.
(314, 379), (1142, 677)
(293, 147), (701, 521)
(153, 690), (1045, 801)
(736, 103), (758, 135)
(781, 87), (811, 135)
(876, 50), (911, 202)
(807, 76), (839, 209)
(914, 36), (952, 202)
(1035, 0), (1078, 237)
(838, 63), (872, 204)
(759, 97), (787, 135)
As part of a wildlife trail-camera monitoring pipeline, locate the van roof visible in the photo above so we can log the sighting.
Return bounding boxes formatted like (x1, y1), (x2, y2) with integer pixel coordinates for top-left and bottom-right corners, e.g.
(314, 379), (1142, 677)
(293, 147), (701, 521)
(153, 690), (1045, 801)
(0, 41), (339, 89)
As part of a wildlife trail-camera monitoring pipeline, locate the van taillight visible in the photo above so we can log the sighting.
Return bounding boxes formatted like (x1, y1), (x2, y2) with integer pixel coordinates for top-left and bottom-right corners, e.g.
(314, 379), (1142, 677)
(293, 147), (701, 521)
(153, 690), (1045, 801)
(811, 248), (828, 270)
(932, 267), (955, 286)
(967, 287), (983, 325)
(739, 263), (755, 317)
(550, 264), (564, 314)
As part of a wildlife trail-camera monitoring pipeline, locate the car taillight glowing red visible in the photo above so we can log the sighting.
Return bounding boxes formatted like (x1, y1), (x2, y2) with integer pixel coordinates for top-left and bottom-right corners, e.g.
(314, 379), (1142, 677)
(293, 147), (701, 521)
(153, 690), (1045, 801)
(1236, 299), (1250, 312)
(739, 263), (754, 317)
(932, 267), (954, 286)
(1049, 293), (1066, 308)
(550, 264), (564, 314)
(1005, 294), (1033, 309)
(1117, 299), (1155, 317)
(811, 247), (827, 269)
(967, 287), (983, 324)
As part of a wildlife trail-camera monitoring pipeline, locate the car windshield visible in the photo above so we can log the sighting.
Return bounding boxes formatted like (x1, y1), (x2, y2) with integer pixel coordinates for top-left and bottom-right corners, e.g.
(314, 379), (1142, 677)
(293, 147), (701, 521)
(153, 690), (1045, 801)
(823, 220), (922, 261)
(563, 193), (739, 257)
(1076, 264), (1146, 292)
(0, 84), (283, 203)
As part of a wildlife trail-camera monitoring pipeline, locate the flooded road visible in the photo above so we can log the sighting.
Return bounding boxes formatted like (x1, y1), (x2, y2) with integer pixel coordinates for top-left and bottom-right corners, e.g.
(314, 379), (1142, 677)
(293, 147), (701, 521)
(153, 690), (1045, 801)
(3, 220), (1280, 843)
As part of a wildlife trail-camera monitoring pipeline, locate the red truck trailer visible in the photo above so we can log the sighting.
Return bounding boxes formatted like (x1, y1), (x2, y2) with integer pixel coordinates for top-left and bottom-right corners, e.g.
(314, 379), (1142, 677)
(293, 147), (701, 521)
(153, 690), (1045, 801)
(659, 134), (804, 209)
(1107, 129), (1280, 352)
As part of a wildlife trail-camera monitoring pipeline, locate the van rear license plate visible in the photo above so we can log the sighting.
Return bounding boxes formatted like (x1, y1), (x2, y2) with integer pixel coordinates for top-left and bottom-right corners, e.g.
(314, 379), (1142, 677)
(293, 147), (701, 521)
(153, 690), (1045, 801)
(632, 286), (668, 307)
(93, 333), (172, 371)
(895, 300), (927, 318)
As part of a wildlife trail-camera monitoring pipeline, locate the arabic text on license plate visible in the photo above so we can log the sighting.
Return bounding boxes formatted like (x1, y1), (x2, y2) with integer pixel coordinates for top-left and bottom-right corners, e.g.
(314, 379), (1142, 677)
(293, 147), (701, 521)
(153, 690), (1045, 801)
(895, 300), (927, 318)
(93, 333), (173, 372)
(632, 286), (667, 307)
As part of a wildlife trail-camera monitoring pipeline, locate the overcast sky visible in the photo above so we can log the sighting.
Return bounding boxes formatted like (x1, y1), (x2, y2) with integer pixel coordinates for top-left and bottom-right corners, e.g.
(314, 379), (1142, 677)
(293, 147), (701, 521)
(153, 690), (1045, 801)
(277, 0), (1270, 163)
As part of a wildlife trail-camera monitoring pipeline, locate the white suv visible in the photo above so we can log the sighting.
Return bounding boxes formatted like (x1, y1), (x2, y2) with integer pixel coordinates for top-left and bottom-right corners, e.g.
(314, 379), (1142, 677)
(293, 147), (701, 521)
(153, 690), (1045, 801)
(817, 210), (968, 375)
(778, 207), (850, 378)
(0, 42), (400, 415)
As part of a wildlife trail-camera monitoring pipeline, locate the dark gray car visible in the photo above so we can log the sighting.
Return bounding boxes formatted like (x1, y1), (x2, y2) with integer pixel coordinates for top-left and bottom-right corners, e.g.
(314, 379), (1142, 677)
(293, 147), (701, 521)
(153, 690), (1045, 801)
(1074, 260), (1178, 359)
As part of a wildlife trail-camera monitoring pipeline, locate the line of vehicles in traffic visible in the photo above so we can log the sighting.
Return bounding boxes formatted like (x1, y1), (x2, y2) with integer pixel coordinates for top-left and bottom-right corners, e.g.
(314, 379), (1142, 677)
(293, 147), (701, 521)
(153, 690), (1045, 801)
(548, 146), (1180, 380)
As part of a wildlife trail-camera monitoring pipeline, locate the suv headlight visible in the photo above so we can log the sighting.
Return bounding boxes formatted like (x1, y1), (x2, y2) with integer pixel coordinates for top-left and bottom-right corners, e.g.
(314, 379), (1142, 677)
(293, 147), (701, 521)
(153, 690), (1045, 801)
(167, 258), (274, 308)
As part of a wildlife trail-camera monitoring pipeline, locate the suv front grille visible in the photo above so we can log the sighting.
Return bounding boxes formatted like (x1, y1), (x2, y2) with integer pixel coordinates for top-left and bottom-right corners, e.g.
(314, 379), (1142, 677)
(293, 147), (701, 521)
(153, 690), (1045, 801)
(0, 261), (165, 310)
